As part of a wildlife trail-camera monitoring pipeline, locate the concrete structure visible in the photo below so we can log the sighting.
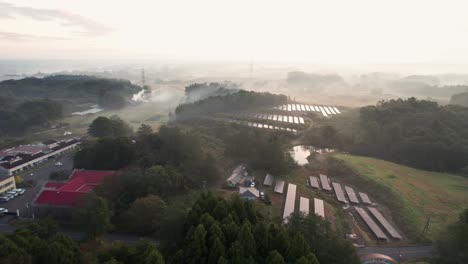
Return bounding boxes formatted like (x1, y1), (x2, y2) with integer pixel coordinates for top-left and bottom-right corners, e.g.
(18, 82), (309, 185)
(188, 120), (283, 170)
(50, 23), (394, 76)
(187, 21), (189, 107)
(0, 139), (79, 176)
(0, 174), (16, 194)
(239, 187), (260, 200)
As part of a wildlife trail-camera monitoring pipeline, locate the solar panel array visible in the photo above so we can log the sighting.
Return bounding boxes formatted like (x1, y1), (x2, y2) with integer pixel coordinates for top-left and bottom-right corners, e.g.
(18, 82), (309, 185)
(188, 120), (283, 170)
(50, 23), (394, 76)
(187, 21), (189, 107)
(314, 198), (325, 218)
(355, 207), (388, 240)
(263, 174), (274, 186)
(274, 180), (285, 194)
(276, 104), (342, 117)
(368, 207), (402, 239)
(299, 197), (309, 215)
(309, 176), (320, 189)
(243, 113), (305, 124)
(359, 192), (372, 204)
(345, 186), (359, 204)
(283, 183), (297, 223)
(332, 182), (347, 203)
(319, 174), (332, 191)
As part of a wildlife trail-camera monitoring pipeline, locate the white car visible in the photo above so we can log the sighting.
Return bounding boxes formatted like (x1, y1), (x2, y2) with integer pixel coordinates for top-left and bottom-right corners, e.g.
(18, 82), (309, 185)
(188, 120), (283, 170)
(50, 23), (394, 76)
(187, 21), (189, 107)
(54, 162), (63, 166)
(0, 208), (8, 214)
(13, 188), (25, 195)
(6, 191), (18, 197)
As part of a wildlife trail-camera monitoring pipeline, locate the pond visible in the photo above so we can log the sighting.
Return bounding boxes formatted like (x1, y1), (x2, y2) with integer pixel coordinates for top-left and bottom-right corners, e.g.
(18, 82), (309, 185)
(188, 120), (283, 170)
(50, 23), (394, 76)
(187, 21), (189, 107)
(290, 145), (312, 165)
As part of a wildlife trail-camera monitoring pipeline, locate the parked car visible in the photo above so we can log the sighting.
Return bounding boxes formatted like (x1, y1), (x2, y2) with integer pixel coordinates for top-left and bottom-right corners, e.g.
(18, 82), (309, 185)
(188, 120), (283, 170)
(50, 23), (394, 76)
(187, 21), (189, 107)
(6, 191), (18, 197)
(54, 162), (63, 166)
(260, 191), (265, 199)
(0, 208), (8, 215)
(13, 188), (25, 195)
(0, 195), (10, 202)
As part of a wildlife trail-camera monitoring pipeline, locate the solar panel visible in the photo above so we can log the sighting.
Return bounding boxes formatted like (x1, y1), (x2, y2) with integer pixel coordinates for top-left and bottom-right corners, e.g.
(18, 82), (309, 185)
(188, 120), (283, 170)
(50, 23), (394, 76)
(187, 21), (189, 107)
(333, 107), (341, 114)
(319, 174), (332, 191)
(323, 106), (332, 115)
(287, 104), (292, 111)
(293, 116), (299, 124)
(359, 192), (372, 204)
(283, 183), (297, 223)
(309, 176), (320, 189)
(305, 105), (311, 111)
(314, 198), (325, 218)
(298, 117), (305, 124)
(299, 197), (309, 215)
(300, 104), (306, 111)
(328, 107), (337, 115)
(319, 106), (328, 117)
(332, 182), (347, 203)
(273, 115), (278, 121)
(264, 174), (274, 186)
(355, 207), (388, 240)
(345, 186), (359, 204)
(314, 106), (320, 112)
(288, 116), (293, 123)
(274, 180), (285, 193)
(368, 207), (402, 239)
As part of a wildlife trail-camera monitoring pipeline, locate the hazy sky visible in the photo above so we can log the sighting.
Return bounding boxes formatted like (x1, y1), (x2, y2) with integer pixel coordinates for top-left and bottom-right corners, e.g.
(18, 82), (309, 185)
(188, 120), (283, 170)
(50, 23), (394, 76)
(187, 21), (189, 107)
(1, 0), (468, 64)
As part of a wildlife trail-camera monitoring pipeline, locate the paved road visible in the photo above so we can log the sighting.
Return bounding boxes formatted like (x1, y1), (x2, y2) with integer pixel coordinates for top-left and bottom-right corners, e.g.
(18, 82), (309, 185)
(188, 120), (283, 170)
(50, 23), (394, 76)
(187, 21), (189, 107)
(359, 245), (433, 262)
(1, 153), (74, 217)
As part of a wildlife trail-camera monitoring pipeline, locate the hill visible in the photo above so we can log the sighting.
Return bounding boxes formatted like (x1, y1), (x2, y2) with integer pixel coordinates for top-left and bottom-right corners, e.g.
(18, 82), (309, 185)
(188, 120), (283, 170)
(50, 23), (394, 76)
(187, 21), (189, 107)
(330, 153), (468, 240)
(449, 91), (468, 107)
(0, 75), (141, 109)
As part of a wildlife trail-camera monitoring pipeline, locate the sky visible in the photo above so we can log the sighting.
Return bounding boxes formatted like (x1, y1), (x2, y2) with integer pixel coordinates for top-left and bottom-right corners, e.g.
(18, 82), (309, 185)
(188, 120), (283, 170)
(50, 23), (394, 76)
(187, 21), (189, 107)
(1, 0), (468, 65)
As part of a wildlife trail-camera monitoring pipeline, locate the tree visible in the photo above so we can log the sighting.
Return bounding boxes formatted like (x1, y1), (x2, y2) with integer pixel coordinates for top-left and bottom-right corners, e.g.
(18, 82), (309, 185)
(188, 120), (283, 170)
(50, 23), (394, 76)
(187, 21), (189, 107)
(88, 116), (114, 138)
(295, 253), (320, 264)
(287, 233), (310, 261)
(74, 137), (135, 170)
(266, 250), (286, 264)
(435, 208), (468, 263)
(185, 224), (208, 263)
(75, 193), (112, 238)
(137, 123), (153, 137)
(122, 195), (166, 234)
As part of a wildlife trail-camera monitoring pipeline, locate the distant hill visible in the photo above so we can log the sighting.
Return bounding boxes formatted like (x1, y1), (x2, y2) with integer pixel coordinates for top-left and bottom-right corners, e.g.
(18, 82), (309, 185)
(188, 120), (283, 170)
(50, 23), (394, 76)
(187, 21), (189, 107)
(0, 75), (141, 109)
(449, 91), (468, 107)
(286, 71), (348, 93)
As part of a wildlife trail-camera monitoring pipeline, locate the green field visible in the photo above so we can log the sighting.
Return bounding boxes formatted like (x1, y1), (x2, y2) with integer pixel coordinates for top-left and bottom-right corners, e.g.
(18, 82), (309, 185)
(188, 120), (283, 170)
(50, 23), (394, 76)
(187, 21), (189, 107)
(333, 153), (468, 240)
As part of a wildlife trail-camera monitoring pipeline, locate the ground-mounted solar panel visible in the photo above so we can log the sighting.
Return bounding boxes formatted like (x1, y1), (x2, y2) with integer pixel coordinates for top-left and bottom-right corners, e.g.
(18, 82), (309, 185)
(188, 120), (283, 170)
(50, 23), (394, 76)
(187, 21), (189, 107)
(291, 104), (296, 111)
(333, 107), (341, 114)
(368, 207), (402, 240)
(293, 116), (299, 124)
(319, 106), (328, 117)
(305, 105), (311, 111)
(323, 106), (332, 115)
(274, 180), (285, 193)
(332, 182), (347, 203)
(300, 104), (306, 111)
(319, 174), (332, 191)
(273, 115), (278, 121)
(359, 192), (372, 204)
(314, 198), (325, 218)
(355, 207), (388, 240)
(345, 186), (359, 204)
(287, 104), (292, 111)
(247, 122), (253, 126)
(299, 197), (309, 215)
(328, 107), (337, 115)
(288, 116), (293, 123)
(283, 183), (297, 223)
(264, 174), (274, 186)
(313, 106), (319, 112)
(309, 176), (320, 189)
(298, 117), (305, 124)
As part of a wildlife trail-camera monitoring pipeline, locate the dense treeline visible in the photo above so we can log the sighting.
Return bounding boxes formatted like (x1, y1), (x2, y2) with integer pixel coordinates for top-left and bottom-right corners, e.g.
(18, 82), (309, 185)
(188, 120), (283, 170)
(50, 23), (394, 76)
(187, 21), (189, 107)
(0, 75), (140, 109)
(176, 90), (287, 119)
(435, 208), (468, 264)
(0, 97), (63, 136)
(88, 116), (133, 138)
(307, 98), (468, 173)
(183, 82), (239, 103)
(0, 220), (164, 264)
(169, 192), (359, 264)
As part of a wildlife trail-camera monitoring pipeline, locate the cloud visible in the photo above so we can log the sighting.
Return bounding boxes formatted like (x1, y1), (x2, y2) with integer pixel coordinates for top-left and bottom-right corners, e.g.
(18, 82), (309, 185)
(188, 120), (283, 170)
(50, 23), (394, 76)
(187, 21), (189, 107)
(0, 31), (70, 41)
(0, 1), (112, 37)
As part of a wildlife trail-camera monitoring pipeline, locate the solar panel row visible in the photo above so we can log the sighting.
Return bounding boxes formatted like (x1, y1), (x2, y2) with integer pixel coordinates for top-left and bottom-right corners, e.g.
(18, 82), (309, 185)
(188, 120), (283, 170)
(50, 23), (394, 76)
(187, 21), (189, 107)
(314, 198), (325, 218)
(309, 176), (320, 189)
(319, 174), (332, 191)
(283, 183), (297, 223)
(368, 207), (402, 239)
(355, 206), (388, 240)
(359, 192), (372, 204)
(274, 180), (285, 194)
(299, 197), (309, 215)
(332, 182), (347, 203)
(345, 186), (359, 204)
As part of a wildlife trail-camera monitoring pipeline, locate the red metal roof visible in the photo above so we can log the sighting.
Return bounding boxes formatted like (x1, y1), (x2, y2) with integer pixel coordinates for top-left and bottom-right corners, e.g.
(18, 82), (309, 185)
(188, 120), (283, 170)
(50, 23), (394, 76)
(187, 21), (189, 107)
(34, 170), (115, 207)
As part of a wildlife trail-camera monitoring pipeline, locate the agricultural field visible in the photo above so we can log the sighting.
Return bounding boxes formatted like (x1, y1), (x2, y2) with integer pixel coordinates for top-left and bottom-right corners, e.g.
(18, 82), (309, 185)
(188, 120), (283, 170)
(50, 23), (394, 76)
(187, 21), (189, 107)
(332, 153), (468, 240)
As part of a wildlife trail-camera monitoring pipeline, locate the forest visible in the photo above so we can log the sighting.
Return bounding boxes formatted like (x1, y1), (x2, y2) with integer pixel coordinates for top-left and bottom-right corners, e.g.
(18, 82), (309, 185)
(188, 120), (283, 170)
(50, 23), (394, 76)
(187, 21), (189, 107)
(306, 98), (468, 173)
(175, 90), (287, 119)
(0, 75), (140, 109)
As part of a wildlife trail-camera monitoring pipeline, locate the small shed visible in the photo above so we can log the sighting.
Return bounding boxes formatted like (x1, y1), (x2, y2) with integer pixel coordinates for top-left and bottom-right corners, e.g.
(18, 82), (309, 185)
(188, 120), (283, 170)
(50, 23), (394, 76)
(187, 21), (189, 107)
(263, 174), (274, 186)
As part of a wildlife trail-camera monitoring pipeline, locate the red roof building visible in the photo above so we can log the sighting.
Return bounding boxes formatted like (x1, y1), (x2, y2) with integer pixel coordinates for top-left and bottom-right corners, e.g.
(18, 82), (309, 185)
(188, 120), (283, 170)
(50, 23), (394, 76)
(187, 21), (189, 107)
(34, 170), (116, 207)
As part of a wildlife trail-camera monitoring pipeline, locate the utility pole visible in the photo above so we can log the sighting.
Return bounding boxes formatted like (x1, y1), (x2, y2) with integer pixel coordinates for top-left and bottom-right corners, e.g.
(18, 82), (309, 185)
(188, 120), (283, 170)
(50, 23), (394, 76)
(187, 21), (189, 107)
(422, 216), (431, 236)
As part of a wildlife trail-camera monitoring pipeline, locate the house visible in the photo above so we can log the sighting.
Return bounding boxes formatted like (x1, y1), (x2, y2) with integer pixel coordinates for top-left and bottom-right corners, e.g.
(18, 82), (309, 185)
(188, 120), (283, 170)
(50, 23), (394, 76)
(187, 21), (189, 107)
(33, 169), (116, 218)
(239, 187), (259, 200)
(226, 165), (253, 187)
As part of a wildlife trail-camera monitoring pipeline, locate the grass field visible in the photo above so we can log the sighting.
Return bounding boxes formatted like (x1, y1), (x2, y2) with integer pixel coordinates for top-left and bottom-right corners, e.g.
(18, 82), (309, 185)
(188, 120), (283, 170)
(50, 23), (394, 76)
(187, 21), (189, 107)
(333, 153), (468, 240)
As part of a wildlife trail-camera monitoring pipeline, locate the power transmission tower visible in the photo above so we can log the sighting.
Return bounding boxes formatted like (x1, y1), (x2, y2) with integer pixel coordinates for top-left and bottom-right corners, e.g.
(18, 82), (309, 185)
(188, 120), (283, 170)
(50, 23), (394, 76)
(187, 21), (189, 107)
(422, 216), (431, 236)
(141, 68), (146, 87)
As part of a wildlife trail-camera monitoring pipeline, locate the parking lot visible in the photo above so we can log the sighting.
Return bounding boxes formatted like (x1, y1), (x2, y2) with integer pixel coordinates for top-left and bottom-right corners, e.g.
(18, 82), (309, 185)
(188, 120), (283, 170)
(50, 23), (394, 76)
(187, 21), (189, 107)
(1, 152), (74, 217)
